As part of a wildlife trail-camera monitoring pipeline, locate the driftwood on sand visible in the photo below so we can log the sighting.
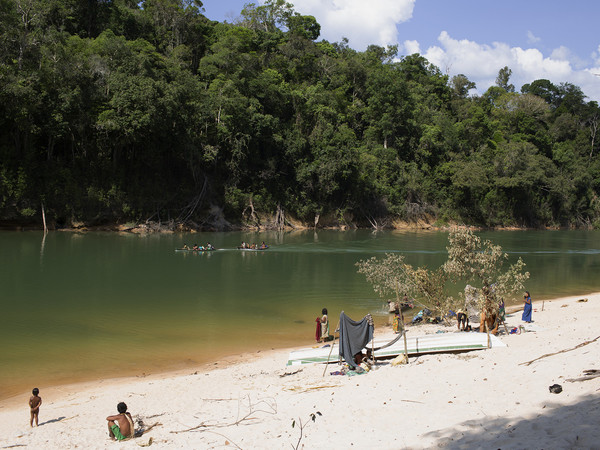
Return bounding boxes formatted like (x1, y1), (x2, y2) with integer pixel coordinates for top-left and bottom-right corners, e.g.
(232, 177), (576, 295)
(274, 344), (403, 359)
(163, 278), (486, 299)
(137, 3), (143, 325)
(566, 369), (600, 383)
(519, 335), (600, 366)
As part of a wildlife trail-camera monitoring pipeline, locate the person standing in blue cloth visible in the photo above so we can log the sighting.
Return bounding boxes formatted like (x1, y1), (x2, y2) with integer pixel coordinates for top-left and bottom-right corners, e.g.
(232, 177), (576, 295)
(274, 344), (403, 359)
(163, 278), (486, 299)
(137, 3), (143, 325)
(522, 291), (533, 323)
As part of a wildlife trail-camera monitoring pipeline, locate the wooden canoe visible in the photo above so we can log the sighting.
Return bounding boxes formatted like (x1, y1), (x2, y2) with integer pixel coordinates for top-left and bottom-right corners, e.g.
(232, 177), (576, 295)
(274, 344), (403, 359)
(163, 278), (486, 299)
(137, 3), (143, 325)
(286, 332), (506, 366)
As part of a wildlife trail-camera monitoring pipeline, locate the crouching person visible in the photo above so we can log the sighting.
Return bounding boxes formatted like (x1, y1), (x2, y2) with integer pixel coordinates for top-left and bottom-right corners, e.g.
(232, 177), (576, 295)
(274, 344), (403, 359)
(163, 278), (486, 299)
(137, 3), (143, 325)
(107, 402), (135, 441)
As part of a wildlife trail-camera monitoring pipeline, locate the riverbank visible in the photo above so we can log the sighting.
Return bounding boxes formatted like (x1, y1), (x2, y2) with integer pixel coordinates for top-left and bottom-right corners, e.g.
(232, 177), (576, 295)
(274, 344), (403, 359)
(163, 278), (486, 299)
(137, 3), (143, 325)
(0, 217), (539, 233)
(1, 293), (599, 449)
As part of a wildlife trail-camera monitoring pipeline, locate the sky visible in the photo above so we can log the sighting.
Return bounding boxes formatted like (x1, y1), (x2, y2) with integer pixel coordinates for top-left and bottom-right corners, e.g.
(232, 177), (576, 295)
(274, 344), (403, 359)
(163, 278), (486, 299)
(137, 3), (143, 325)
(199, 0), (600, 102)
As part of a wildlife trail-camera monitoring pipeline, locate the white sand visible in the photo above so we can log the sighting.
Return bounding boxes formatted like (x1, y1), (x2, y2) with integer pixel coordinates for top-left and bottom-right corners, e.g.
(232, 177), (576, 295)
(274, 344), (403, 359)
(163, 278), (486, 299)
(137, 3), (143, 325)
(1, 294), (600, 449)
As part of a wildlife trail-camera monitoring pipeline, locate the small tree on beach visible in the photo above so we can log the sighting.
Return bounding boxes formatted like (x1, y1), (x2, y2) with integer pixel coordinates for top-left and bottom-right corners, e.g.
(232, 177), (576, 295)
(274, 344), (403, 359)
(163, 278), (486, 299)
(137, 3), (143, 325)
(355, 253), (410, 305)
(443, 228), (529, 322)
(356, 254), (452, 318)
(356, 228), (529, 323)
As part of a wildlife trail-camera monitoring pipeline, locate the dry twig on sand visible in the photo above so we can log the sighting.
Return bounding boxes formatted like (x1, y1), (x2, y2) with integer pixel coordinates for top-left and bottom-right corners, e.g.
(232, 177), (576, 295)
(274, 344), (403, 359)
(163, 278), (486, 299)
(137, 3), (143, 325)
(279, 369), (303, 377)
(566, 369), (600, 382)
(519, 336), (600, 366)
(283, 384), (339, 393)
(170, 396), (276, 434)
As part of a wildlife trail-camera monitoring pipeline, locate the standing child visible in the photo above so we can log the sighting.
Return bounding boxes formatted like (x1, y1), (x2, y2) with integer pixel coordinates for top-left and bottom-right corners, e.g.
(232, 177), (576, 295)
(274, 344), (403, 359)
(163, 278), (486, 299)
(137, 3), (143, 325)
(29, 388), (42, 427)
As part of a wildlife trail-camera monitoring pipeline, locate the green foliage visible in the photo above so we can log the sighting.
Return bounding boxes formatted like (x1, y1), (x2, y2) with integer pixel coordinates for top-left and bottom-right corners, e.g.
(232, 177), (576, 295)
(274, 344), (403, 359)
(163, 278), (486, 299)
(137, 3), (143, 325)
(357, 229), (529, 320)
(444, 229), (529, 316)
(0, 2), (599, 229)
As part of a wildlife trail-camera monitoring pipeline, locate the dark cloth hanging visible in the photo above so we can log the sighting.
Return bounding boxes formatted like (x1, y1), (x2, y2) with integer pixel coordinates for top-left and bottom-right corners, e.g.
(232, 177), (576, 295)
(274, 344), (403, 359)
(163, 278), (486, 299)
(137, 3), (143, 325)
(338, 311), (374, 368)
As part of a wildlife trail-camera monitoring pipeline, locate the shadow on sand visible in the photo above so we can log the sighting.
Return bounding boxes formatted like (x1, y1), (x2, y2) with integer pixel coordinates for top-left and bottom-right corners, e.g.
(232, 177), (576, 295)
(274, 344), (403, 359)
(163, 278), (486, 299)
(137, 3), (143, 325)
(37, 416), (66, 426)
(425, 392), (600, 449)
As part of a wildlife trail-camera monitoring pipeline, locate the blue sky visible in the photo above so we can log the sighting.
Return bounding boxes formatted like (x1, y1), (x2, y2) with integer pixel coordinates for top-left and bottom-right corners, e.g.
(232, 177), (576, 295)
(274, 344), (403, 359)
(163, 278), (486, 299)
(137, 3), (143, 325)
(199, 0), (600, 101)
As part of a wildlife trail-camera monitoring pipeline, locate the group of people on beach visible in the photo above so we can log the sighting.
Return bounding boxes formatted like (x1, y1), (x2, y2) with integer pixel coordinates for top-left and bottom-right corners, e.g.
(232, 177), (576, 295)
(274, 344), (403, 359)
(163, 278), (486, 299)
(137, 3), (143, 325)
(457, 291), (533, 333)
(316, 290), (533, 343)
(28, 388), (134, 441)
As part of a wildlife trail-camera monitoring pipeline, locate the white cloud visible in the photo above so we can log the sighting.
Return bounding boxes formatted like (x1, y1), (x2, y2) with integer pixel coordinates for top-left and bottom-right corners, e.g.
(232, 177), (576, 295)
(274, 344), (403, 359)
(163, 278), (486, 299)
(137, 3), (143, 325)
(292, 0), (415, 50)
(403, 40), (420, 55)
(420, 32), (600, 102)
(550, 46), (570, 61)
(527, 30), (541, 44)
(282, 1), (600, 101)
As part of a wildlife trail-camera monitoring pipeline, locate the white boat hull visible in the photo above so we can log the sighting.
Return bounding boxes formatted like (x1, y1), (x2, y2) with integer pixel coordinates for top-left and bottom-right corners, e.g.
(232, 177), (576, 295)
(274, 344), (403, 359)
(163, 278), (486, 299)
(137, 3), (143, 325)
(287, 332), (506, 366)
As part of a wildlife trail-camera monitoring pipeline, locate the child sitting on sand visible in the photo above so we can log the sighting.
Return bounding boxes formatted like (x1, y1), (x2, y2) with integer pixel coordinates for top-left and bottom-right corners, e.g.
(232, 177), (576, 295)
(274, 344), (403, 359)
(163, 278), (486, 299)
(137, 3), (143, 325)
(106, 402), (135, 441)
(29, 388), (42, 427)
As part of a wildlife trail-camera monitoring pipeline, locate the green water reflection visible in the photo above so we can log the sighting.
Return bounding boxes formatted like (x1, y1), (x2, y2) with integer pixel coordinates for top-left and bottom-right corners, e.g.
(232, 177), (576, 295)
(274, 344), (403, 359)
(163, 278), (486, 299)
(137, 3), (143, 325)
(1, 229), (600, 399)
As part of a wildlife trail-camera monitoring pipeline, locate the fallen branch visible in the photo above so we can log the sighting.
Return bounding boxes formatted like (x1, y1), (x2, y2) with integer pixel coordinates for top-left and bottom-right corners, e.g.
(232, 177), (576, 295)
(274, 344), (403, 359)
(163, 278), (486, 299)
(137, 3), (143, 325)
(171, 396), (276, 434)
(283, 385), (339, 393)
(519, 336), (600, 366)
(170, 421), (212, 434)
(280, 369), (303, 378)
(566, 374), (600, 382)
(566, 369), (600, 382)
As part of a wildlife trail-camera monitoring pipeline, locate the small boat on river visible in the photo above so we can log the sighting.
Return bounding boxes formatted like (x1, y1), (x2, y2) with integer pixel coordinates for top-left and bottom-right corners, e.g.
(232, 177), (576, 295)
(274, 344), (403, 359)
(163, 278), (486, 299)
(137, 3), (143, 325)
(175, 244), (216, 252)
(237, 242), (269, 250)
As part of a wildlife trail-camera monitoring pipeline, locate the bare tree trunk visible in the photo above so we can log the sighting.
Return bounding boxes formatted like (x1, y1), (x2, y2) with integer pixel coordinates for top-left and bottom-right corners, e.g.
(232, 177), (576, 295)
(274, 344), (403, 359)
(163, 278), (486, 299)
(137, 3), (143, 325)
(41, 202), (48, 233)
(590, 115), (598, 160)
(275, 203), (285, 230)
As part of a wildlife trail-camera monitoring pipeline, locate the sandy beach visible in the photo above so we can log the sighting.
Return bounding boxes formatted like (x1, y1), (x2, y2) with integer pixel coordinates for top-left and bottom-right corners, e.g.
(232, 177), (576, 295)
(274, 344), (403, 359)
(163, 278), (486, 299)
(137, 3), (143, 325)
(1, 293), (599, 449)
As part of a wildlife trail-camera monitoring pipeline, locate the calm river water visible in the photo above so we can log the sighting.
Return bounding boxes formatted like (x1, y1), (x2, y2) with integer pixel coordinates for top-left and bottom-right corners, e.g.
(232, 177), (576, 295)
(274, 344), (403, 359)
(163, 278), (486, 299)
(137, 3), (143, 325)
(2, 229), (600, 400)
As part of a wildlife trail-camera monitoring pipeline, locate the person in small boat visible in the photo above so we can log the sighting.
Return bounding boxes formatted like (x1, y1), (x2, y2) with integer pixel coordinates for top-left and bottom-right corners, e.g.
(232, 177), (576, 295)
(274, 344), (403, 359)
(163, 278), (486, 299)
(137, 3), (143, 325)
(182, 244), (190, 250)
(106, 402), (134, 441)
(251, 243), (257, 249)
(192, 244), (199, 251)
(206, 243), (214, 250)
(260, 241), (267, 249)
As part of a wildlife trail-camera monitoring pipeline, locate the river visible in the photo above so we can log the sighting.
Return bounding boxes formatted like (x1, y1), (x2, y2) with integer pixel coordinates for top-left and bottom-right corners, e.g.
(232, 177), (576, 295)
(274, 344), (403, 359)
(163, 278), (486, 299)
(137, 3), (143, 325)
(2, 229), (599, 400)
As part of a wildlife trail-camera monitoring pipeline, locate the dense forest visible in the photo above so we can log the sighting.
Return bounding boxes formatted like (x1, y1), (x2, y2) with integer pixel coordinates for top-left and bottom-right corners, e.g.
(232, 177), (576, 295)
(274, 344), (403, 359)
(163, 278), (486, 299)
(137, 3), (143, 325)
(1, 0), (599, 230)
